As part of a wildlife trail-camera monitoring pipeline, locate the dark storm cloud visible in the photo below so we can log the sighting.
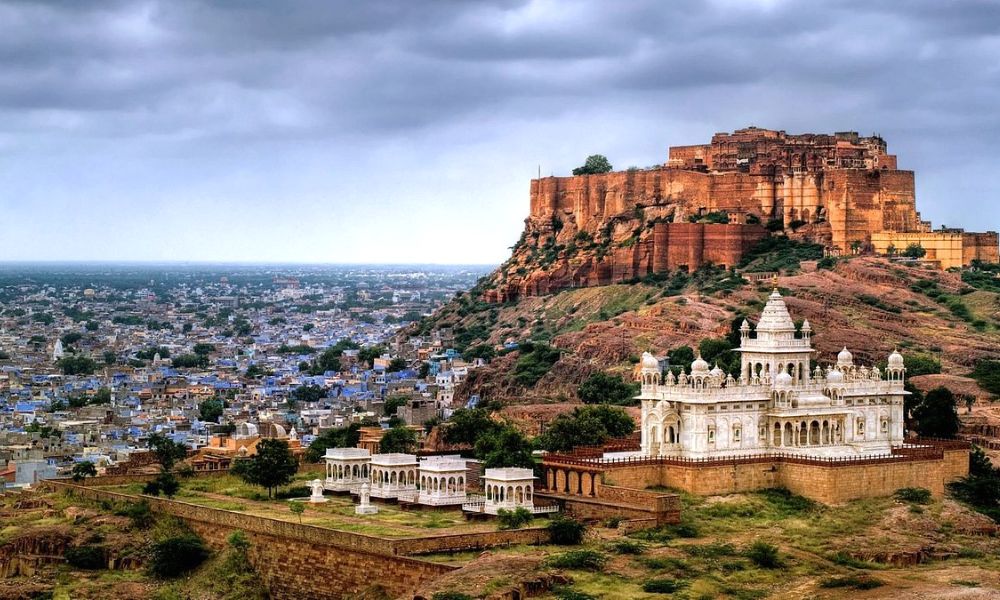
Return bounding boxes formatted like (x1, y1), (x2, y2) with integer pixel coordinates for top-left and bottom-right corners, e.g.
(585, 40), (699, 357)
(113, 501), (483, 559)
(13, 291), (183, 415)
(0, 0), (998, 262)
(3, 0), (999, 138)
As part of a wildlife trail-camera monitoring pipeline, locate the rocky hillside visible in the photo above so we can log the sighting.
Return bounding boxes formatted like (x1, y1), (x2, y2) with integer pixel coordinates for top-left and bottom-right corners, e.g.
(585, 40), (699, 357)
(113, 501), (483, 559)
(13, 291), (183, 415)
(411, 255), (1000, 406)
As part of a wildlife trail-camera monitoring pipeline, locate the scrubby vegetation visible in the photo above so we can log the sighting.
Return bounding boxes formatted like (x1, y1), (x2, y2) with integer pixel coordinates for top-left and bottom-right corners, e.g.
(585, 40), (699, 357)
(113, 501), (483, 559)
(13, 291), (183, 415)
(577, 371), (640, 406)
(738, 236), (824, 273)
(548, 515), (587, 545)
(512, 341), (562, 386)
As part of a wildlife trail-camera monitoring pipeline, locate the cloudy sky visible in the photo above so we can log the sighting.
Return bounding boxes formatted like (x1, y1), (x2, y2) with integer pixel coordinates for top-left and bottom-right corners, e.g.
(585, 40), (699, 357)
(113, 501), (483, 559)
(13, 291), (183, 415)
(1, 0), (998, 264)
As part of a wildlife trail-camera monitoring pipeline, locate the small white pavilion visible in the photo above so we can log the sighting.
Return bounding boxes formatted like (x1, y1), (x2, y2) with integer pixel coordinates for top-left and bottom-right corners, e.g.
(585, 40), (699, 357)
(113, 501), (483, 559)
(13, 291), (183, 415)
(464, 467), (556, 515)
(323, 447), (371, 492)
(369, 453), (418, 499)
(414, 456), (468, 506)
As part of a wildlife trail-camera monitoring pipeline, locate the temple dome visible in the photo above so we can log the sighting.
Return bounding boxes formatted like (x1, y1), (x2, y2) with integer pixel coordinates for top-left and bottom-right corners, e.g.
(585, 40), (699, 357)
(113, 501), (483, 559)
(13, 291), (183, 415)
(887, 349), (904, 370)
(691, 353), (710, 374)
(640, 352), (659, 370)
(755, 290), (796, 334)
(774, 371), (793, 387)
(827, 368), (844, 384)
(837, 347), (854, 367)
(710, 364), (725, 378)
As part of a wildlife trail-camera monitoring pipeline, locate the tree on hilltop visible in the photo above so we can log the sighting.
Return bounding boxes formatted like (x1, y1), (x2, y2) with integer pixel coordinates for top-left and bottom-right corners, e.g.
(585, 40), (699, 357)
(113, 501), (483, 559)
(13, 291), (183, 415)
(912, 386), (960, 439)
(572, 155), (613, 175)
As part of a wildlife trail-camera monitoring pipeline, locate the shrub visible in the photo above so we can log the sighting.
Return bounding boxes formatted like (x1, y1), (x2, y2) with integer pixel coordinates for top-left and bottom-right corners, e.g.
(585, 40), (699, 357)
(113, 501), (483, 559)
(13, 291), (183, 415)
(817, 256), (838, 270)
(745, 540), (782, 569)
(682, 542), (737, 558)
(512, 342), (562, 387)
(545, 549), (607, 571)
(895, 487), (932, 504)
(607, 539), (646, 555)
(642, 578), (687, 593)
(64, 545), (105, 569)
(431, 593), (474, 600)
(819, 574), (885, 590)
(149, 534), (210, 578)
(497, 507), (533, 530)
(125, 501), (154, 530)
(828, 551), (877, 569)
(548, 515), (586, 545)
(554, 589), (598, 600)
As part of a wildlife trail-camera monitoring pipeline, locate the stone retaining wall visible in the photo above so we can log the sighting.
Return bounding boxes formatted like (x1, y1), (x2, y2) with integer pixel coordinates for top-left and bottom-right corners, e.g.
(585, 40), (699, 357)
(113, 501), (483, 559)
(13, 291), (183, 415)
(46, 481), (552, 599)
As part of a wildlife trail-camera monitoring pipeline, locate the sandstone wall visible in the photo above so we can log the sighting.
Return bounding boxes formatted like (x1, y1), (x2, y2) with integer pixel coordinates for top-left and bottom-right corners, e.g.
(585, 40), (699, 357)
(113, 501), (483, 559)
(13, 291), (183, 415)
(544, 446), (969, 505)
(528, 167), (918, 257)
(46, 482), (556, 600)
(963, 232), (1000, 265)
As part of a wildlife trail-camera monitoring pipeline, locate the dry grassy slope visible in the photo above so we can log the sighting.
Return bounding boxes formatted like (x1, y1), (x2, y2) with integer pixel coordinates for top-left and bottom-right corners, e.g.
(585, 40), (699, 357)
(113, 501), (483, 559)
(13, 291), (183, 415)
(428, 257), (1000, 405)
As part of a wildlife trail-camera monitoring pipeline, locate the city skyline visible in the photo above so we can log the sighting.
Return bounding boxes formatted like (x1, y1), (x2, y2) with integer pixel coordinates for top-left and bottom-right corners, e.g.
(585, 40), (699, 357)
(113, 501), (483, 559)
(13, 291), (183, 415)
(2, 0), (999, 264)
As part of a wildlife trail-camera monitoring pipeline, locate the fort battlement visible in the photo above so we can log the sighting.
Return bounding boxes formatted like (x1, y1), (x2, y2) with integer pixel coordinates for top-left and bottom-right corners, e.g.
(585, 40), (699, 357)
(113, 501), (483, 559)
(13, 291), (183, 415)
(491, 127), (997, 301)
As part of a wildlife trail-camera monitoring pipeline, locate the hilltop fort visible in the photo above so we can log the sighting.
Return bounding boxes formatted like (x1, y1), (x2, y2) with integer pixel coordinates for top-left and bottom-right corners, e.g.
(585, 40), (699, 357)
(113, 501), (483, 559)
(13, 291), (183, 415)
(487, 127), (998, 301)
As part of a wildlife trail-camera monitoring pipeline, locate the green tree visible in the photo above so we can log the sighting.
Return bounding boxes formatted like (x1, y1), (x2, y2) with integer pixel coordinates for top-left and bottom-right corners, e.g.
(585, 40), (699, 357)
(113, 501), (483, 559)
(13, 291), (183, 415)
(147, 432), (188, 471)
(172, 353), (209, 369)
(378, 426), (418, 454)
(912, 387), (961, 438)
(304, 424), (362, 462)
(463, 344), (496, 361)
(60, 332), (83, 347)
(444, 408), (500, 446)
(971, 359), (1000, 396)
(199, 399), (224, 422)
(577, 372), (640, 406)
(57, 355), (98, 375)
(193, 343), (215, 356)
(383, 395), (408, 417)
(231, 438), (299, 499)
(311, 347), (343, 374)
(667, 346), (695, 369)
(903, 243), (927, 259)
(90, 387), (112, 405)
(572, 154), (613, 175)
(289, 501), (305, 524)
(103, 351), (117, 365)
(386, 357), (408, 372)
(539, 405), (634, 452)
(71, 461), (97, 482)
(474, 425), (535, 469)
(358, 345), (387, 366)
(291, 384), (326, 405)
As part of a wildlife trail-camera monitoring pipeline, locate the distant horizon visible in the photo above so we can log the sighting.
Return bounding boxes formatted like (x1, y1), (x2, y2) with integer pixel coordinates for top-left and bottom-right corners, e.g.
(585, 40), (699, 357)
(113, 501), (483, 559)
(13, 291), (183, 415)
(0, 261), (497, 268)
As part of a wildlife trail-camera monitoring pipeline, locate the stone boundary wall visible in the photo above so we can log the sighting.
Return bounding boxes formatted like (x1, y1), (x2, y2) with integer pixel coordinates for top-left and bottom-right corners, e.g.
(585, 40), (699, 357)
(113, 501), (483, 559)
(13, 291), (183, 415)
(45, 481), (546, 556)
(45, 481), (554, 599)
(538, 483), (680, 526)
(392, 528), (549, 555)
(48, 481), (453, 599)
